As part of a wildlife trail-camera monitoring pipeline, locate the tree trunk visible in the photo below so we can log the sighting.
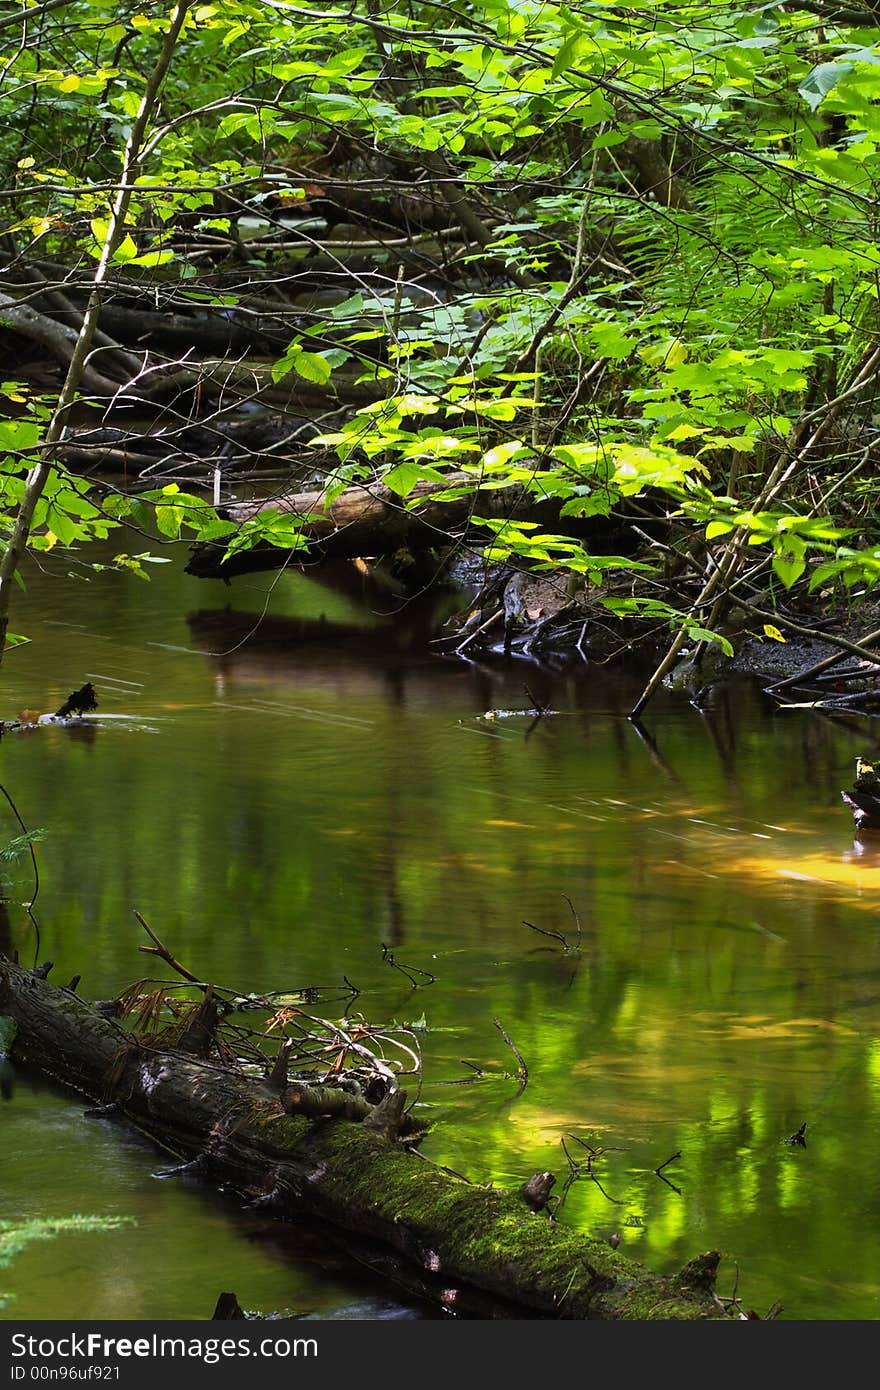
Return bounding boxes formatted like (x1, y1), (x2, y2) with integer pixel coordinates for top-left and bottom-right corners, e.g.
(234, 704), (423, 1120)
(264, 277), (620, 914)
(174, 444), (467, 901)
(0, 957), (729, 1320)
(185, 473), (538, 576)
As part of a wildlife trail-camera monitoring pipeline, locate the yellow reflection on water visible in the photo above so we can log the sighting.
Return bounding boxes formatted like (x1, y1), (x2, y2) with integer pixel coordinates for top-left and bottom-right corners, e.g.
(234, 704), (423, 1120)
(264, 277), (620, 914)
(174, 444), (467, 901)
(748, 853), (879, 894)
(654, 831), (880, 902)
(723, 1016), (857, 1040)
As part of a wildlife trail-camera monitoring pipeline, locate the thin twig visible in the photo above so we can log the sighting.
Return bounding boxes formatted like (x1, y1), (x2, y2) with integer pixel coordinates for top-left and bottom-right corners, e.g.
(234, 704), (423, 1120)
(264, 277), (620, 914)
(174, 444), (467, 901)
(380, 943), (436, 987)
(455, 606), (503, 655)
(736, 597), (880, 671)
(523, 919), (568, 948)
(134, 910), (202, 985)
(493, 1016), (528, 1093)
(562, 895), (583, 951)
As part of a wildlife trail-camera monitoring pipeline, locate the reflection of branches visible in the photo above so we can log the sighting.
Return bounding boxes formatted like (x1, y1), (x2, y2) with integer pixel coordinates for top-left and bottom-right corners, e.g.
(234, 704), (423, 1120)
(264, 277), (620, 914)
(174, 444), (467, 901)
(523, 684), (549, 721)
(522, 683), (549, 742)
(563, 1133), (627, 1170)
(427, 1025), (525, 1099)
(0, 779), (42, 968)
(554, 1134), (628, 1215)
(653, 1150), (683, 1195)
(433, 1058), (488, 1087)
(583, 1171), (625, 1206)
(627, 717), (687, 789)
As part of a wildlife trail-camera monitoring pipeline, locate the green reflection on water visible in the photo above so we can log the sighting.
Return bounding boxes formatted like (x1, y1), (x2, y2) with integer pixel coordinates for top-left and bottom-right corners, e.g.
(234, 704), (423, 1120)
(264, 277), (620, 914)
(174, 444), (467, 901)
(1, 551), (879, 1319)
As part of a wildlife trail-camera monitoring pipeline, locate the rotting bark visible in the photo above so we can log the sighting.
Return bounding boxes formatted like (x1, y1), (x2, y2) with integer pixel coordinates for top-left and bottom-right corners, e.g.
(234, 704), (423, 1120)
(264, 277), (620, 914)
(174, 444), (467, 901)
(0, 956), (732, 1320)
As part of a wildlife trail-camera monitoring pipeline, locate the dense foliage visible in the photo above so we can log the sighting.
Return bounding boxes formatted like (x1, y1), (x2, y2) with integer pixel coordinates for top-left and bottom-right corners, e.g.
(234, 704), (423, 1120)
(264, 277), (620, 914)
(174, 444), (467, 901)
(2, 0), (880, 662)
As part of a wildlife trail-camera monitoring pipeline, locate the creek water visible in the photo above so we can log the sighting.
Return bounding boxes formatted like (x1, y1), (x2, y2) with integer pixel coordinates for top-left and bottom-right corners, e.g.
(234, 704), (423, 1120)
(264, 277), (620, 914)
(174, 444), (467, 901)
(1, 548), (879, 1320)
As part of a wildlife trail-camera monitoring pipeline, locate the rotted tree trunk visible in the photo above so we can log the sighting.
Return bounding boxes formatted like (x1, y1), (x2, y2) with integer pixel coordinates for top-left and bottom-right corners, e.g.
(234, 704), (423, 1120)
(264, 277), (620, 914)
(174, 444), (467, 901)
(0, 957), (731, 1320)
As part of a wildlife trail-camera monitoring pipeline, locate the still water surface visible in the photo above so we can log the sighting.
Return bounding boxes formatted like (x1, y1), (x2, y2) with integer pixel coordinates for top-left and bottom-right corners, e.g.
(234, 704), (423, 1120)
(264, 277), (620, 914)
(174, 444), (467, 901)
(1, 551), (879, 1319)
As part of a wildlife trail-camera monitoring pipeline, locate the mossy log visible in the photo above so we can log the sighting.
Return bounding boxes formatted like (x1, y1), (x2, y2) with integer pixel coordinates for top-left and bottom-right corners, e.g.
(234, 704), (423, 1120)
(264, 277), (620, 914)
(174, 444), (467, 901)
(0, 957), (730, 1320)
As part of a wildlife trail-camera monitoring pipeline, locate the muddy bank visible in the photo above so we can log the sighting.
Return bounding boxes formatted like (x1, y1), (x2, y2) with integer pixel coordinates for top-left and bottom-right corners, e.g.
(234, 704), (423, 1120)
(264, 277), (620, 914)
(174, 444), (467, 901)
(439, 562), (880, 717)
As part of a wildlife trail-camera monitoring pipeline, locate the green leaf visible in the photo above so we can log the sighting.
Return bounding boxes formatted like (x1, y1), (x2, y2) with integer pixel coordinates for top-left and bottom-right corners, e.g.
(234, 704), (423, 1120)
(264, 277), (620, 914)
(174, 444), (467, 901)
(687, 626), (733, 657)
(639, 337), (689, 369)
(383, 462), (446, 497)
(112, 234), (138, 263)
(154, 505), (183, 538)
(128, 249), (175, 267)
(551, 32), (583, 81)
(90, 217), (111, 246)
(294, 352), (332, 385)
(271, 355), (295, 384)
(799, 62), (853, 113)
(772, 536), (807, 587)
(191, 519), (237, 542)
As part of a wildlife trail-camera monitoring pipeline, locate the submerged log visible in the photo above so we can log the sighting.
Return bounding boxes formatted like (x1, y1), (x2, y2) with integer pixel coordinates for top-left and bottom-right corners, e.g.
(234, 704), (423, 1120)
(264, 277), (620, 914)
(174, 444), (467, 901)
(0, 957), (730, 1320)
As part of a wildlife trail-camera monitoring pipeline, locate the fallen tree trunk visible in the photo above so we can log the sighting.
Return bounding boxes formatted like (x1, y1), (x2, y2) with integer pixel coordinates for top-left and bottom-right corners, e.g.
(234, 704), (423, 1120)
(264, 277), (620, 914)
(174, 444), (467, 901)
(186, 472), (538, 576)
(0, 292), (123, 395)
(0, 957), (730, 1320)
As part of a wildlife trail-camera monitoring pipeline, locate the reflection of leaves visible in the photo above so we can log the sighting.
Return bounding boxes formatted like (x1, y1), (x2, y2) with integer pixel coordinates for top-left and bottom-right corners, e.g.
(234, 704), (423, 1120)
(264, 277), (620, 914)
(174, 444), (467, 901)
(0, 1216), (134, 1308)
(0, 829), (47, 861)
(0, 829), (47, 895)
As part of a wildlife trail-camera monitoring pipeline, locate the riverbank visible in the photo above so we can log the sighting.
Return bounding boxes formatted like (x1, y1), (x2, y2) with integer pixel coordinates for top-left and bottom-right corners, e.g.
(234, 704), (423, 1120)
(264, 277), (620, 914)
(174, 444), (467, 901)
(425, 552), (880, 718)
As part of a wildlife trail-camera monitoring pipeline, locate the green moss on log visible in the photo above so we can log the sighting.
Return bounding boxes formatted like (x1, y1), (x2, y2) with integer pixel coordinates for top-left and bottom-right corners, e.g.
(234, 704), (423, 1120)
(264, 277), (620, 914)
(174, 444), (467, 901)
(0, 958), (731, 1320)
